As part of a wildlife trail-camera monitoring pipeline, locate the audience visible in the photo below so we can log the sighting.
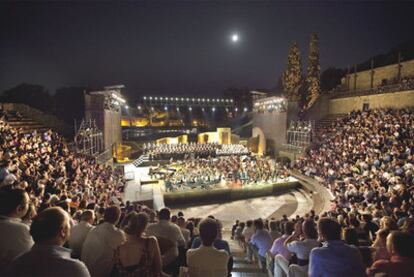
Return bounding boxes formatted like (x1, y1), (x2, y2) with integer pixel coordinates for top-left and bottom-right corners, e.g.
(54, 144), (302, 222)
(81, 206), (126, 276)
(367, 231), (414, 277)
(69, 210), (95, 258)
(6, 207), (90, 276)
(270, 221), (294, 260)
(249, 218), (273, 264)
(0, 187), (34, 271)
(274, 220), (319, 277)
(309, 218), (366, 277)
(2, 106), (414, 277)
(115, 212), (163, 276)
(146, 208), (186, 267)
(187, 218), (229, 277)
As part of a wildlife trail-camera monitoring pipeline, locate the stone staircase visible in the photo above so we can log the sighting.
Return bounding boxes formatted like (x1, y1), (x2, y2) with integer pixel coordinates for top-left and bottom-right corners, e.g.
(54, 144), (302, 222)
(5, 113), (49, 134)
(133, 153), (150, 167)
(224, 231), (269, 277)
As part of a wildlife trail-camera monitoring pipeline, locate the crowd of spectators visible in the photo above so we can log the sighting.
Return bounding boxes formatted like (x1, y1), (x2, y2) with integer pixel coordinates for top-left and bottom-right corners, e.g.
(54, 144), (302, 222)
(162, 156), (289, 191)
(233, 210), (414, 277)
(143, 142), (249, 160)
(2, 105), (414, 277)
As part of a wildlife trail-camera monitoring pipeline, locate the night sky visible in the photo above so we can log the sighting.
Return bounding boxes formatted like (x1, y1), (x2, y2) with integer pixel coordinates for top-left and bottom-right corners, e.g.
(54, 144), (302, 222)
(1, 1), (413, 98)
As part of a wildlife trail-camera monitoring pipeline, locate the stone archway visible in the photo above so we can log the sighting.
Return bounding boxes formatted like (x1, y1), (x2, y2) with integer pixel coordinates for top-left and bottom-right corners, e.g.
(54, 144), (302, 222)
(252, 127), (266, 156)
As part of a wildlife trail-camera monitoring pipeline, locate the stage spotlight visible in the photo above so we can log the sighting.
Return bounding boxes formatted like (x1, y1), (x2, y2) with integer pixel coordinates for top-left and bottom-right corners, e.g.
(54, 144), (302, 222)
(125, 105), (129, 109)
(164, 106), (168, 111)
(212, 107), (216, 112)
(189, 107), (192, 111)
(149, 97), (152, 100)
(143, 96), (147, 100)
(244, 107), (248, 112)
(137, 105), (142, 110)
(176, 107), (180, 111)
(160, 97), (163, 100)
(151, 107), (154, 111)
(202, 98), (205, 102)
(202, 107), (205, 111)
(155, 97), (158, 100)
(235, 107), (238, 112)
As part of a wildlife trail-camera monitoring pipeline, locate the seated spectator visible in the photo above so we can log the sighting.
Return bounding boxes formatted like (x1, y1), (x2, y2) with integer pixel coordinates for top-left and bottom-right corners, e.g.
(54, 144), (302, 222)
(309, 218), (366, 277)
(342, 227), (373, 267)
(191, 219), (231, 255)
(69, 210), (95, 258)
(367, 231), (414, 277)
(270, 221), (294, 260)
(371, 229), (390, 262)
(81, 206), (125, 276)
(187, 218), (229, 277)
(231, 220), (239, 240)
(115, 212), (163, 276)
(275, 220), (319, 277)
(146, 208), (186, 267)
(191, 219), (233, 275)
(235, 222), (245, 243)
(269, 220), (282, 241)
(177, 216), (191, 246)
(249, 218), (273, 264)
(0, 187), (34, 271)
(6, 207), (90, 276)
(242, 220), (255, 243)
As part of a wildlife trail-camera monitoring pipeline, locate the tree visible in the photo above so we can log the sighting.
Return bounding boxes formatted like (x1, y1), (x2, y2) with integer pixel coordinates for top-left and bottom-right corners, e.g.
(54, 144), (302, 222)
(282, 42), (302, 102)
(1, 83), (53, 111)
(321, 67), (345, 92)
(305, 33), (321, 109)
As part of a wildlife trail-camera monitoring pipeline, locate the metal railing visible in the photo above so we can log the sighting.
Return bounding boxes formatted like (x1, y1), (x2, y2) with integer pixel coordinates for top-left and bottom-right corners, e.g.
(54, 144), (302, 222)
(328, 80), (414, 99)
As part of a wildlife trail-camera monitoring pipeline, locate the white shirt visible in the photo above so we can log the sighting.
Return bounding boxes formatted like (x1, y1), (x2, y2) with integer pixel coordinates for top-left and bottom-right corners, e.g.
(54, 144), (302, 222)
(0, 216), (34, 270)
(242, 226), (254, 242)
(287, 238), (320, 260)
(146, 220), (186, 247)
(146, 220), (186, 266)
(81, 222), (125, 276)
(180, 227), (191, 246)
(69, 221), (94, 257)
(187, 245), (229, 277)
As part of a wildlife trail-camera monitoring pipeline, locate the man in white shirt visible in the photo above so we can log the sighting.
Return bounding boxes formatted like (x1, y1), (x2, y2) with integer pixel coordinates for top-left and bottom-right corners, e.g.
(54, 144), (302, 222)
(274, 220), (320, 277)
(146, 208), (186, 266)
(69, 210), (94, 258)
(242, 220), (255, 261)
(0, 187), (34, 272)
(81, 206), (125, 276)
(187, 218), (229, 277)
(242, 220), (255, 243)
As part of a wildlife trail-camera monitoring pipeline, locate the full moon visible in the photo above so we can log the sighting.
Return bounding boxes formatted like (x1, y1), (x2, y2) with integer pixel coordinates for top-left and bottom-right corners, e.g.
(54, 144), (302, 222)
(231, 33), (239, 43)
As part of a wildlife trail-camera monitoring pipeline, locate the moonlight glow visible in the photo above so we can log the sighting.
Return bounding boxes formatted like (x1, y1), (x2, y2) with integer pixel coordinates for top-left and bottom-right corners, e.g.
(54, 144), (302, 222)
(231, 33), (239, 43)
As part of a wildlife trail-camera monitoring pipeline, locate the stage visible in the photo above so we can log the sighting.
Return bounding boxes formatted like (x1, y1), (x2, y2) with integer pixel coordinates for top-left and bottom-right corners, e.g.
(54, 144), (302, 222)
(122, 163), (301, 217)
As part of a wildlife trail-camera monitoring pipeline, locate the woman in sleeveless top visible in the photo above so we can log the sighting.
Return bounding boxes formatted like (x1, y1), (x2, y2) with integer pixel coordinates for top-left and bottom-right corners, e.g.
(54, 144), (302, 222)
(114, 212), (163, 277)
